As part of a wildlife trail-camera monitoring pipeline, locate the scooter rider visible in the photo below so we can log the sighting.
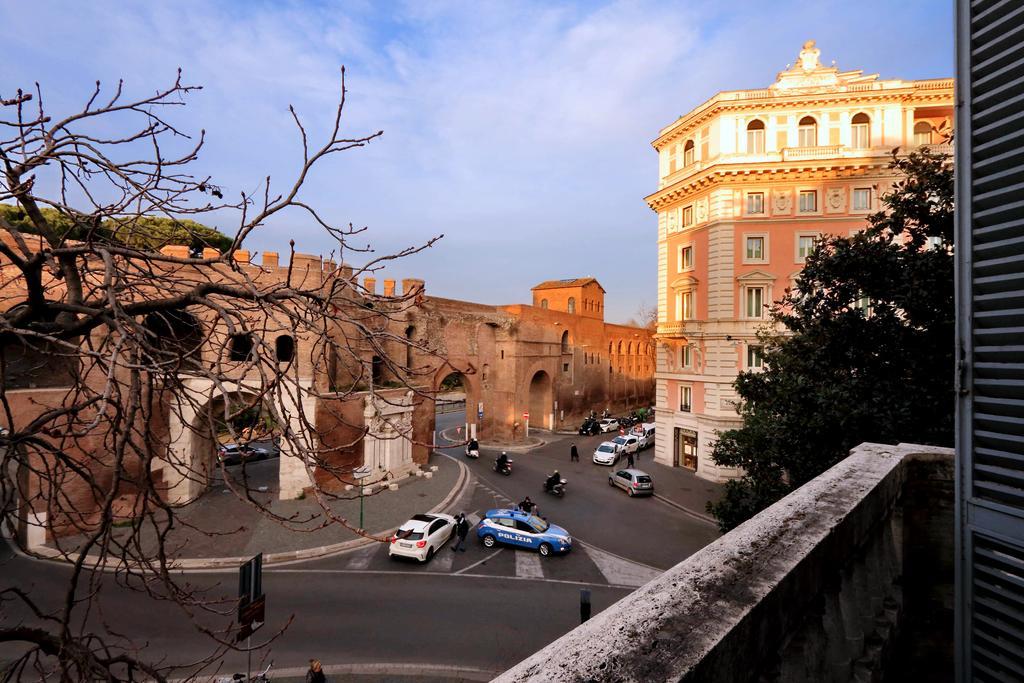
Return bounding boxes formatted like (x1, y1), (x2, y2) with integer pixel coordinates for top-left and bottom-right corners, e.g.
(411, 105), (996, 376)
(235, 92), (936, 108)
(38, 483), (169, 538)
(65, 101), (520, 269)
(468, 438), (479, 452)
(545, 469), (562, 492)
(496, 451), (510, 473)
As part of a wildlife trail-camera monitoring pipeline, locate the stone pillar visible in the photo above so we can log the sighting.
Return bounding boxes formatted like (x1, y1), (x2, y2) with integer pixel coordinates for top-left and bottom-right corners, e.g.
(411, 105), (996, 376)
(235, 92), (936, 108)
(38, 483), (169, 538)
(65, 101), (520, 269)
(402, 278), (425, 296)
(364, 277), (377, 295)
(277, 377), (318, 499)
(383, 279), (396, 297)
(263, 252), (279, 268)
(202, 247), (220, 259)
(232, 249), (251, 264)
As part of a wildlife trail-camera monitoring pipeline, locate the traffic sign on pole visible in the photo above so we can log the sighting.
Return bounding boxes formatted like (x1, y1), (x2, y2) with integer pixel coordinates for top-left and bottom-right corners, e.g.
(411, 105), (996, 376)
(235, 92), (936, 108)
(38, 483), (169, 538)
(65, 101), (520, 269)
(523, 411), (529, 421)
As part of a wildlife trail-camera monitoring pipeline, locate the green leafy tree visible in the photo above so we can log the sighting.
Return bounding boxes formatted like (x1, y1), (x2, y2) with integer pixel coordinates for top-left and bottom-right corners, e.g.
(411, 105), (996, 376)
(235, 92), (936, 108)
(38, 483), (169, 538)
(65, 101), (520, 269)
(707, 148), (954, 531)
(0, 203), (231, 251)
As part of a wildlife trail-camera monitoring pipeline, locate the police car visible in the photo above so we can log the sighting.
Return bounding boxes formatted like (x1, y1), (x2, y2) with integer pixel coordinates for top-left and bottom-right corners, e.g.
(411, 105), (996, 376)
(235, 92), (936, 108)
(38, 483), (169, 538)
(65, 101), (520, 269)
(476, 509), (572, 557)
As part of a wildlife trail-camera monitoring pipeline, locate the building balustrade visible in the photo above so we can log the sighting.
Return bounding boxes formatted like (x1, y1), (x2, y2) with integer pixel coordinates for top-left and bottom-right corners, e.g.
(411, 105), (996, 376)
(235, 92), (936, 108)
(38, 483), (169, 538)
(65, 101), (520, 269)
(495, 442), (954, 683)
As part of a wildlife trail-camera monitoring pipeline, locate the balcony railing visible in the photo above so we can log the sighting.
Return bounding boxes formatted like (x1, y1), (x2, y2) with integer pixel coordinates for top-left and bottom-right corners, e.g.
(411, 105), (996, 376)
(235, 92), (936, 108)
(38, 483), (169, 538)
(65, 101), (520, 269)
(494, 442), (955, 683)
(783, 144), (842, 161)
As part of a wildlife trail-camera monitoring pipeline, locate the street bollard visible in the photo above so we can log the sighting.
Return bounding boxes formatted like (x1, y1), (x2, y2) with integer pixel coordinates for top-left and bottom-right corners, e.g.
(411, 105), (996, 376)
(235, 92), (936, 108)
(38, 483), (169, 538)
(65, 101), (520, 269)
(580, 588), (592, 624)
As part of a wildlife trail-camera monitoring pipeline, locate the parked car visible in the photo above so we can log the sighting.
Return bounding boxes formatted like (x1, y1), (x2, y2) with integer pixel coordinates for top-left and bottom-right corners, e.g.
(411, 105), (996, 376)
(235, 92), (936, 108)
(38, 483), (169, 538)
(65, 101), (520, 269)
(578, 418), (601, 435)
(598, 418), (620, 433)
(217, 443), (273, 466)
(631, 423), (656, 449)
(477, 508), (572, 557)
(593, 441), (620, 466)
(608, 469), (655, 497)
(612, 434), (640, 455)
(389, 513), (456, 562)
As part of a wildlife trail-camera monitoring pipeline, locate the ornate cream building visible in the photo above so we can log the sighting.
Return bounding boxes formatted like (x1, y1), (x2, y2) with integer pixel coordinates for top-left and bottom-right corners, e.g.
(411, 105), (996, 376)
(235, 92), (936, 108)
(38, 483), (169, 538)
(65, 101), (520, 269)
(645, 41), (953, 481)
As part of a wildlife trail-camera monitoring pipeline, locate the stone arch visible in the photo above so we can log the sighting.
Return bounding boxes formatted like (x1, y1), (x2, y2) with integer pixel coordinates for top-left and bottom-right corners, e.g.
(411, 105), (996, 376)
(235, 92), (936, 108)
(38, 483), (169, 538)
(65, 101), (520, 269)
(560, 330), (570, 353)
(433, 363), (482, 440)
(404, 325), (416, 369)
(528, 369), (553, 431)
(567, 297), (576, 314)
(144, 309), (204, 370)
(617, 340), (623, 354)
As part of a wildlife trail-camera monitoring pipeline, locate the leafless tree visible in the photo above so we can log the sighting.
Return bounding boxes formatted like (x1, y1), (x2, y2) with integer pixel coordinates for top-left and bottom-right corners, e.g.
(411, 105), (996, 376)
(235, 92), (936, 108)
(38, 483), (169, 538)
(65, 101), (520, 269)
(0, 69), (445, 681)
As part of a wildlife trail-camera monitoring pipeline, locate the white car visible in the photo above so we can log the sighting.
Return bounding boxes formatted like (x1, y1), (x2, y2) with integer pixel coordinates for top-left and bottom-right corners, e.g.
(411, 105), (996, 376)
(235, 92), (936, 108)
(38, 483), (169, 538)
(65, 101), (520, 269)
(593, 441), (620, 466)
(598, 418), (620, 433)
(612, 434), (640, 455)
(388, 513), (456, 562)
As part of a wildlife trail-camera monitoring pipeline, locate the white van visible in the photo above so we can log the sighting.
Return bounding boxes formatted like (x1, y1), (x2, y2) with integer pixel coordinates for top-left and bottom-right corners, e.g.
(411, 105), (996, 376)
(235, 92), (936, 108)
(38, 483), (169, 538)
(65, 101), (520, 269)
(631, 423), (655, 449)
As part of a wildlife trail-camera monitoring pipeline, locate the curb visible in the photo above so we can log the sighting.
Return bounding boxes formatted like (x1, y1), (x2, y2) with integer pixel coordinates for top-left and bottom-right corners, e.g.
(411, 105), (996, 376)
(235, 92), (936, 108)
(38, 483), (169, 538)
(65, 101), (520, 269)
(19, 455), (472, 573)
(653, 493), (719, 526)
(439, 426), (547, 453)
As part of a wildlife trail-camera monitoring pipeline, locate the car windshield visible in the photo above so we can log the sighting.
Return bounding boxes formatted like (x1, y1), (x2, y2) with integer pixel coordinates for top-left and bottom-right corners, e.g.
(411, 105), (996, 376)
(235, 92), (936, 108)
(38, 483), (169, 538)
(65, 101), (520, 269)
(613, 437), (626, 445)
(637, 476), (652, 483)
(396, 528), (424, 540)
(528, 516), (549, 532)
(598, 444), (615, 453)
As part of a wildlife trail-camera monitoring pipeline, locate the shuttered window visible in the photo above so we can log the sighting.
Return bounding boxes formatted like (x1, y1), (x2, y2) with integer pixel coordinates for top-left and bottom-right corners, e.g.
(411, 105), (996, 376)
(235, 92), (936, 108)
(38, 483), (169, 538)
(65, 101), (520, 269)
(956, 1), (1024, 680)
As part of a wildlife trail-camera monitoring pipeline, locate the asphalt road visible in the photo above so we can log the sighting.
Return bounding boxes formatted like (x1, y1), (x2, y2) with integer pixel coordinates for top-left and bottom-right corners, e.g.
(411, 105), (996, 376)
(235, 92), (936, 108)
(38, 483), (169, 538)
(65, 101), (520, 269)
(0, 412), (719, 680)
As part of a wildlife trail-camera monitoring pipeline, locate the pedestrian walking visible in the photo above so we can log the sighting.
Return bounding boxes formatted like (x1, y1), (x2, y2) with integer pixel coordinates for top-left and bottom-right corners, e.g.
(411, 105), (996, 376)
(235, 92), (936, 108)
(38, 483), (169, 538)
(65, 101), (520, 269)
(570, 442), (579, 462)
(451, 512), (470, 552)
(627, 451), (635, 468)
(306, 659), (327, 683)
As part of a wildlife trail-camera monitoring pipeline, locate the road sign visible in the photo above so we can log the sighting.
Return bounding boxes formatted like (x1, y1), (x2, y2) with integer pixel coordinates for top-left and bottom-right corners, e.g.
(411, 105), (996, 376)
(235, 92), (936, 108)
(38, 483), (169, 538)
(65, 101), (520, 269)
(477, 401), (484, 419)
(237, 553), (265, 641)
(353, 465), (372, 480)
(523, 411), (529, 421)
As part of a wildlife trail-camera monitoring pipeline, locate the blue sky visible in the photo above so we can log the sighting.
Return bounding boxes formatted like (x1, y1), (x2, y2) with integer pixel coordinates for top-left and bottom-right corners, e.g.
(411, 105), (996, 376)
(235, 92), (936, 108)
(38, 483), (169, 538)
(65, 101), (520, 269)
(2, 1), (953, 322)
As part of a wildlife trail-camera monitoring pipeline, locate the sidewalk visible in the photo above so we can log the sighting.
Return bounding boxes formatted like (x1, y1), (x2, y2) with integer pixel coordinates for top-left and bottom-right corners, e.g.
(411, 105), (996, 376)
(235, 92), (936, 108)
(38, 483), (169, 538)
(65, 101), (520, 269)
(638, 454), (724, 524)
(37, 453), (467, 568)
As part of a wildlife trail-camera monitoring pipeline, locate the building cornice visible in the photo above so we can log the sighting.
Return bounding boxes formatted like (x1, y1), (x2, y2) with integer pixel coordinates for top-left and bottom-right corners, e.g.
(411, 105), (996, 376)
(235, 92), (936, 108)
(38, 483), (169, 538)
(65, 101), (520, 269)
(645, 159), (897, 211)
(653, 79), (954, 150)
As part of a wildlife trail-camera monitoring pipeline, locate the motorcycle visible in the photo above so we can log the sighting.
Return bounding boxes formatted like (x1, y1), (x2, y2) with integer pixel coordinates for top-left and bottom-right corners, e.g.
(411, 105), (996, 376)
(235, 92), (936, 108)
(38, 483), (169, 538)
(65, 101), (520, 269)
(543, 478), (567, 497)
(465, 444), (480, 459)
(494, 457), (513, 476)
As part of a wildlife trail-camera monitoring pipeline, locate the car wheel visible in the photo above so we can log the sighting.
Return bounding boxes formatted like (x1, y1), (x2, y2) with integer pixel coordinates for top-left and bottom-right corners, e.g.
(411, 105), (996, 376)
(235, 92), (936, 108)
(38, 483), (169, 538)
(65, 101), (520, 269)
(424, 547), (435, 563)
(539, 543), (552, 557)
(482, 534), (496, 548)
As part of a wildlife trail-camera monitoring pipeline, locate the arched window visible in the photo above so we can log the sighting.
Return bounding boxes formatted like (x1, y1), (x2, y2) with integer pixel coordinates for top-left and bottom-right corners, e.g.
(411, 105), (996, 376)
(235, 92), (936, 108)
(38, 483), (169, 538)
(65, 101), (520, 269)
(798, 116), (818, 147)
(683, 140), (695, 166)
(608, 341), (613, 354)
(567, 297), (576, 314)
(275, 335), (295, 363)
(746, 119), (765, 154)
(540, 298), (548, 309)
(851, 113), (870, 149)
(627, 342), (634, 355)
(914, 121), (933, 146)
(560, 330), (570, 354)
(617, 341), (623, 354)
(229, 333), (254, 361)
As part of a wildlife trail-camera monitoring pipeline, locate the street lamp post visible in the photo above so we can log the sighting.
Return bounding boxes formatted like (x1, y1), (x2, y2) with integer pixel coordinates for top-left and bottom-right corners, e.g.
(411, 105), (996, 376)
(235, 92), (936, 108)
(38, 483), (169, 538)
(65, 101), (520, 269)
(353, 465), (371, 529)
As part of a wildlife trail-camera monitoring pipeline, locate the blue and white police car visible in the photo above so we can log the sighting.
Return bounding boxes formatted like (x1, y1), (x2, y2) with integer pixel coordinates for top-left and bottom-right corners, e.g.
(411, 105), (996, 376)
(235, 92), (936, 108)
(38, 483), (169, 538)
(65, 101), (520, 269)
(476, 508), (572, 557)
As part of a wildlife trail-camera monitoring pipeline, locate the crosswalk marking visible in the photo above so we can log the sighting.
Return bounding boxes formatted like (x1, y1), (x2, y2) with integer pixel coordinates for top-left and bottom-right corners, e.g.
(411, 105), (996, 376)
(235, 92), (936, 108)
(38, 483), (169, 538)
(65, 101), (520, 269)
(583, 544), (663, 587)
(515, 550), (545, 579)
(346, 546), (377, 570)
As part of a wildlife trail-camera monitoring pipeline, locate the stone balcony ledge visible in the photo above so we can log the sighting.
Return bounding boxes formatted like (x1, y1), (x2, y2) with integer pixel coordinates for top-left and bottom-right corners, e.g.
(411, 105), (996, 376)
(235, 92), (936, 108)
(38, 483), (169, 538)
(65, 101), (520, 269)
(495, 442), (954, 682)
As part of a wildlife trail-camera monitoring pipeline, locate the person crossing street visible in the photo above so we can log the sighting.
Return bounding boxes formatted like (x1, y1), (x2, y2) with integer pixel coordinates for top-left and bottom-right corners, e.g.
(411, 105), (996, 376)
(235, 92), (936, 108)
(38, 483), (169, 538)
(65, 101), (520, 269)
(451, 512), (470, 552)
(570, 442), (579, 462)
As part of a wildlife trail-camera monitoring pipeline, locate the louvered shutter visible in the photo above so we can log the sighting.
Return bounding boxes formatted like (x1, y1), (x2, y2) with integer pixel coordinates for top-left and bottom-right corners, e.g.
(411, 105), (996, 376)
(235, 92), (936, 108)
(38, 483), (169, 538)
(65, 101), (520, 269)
(956, 1), (1024, 681)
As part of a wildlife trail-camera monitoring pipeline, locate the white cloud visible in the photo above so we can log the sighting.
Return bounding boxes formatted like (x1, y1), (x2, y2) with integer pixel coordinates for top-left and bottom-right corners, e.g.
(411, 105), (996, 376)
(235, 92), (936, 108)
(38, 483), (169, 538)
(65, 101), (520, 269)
(1, 0), (952, 321)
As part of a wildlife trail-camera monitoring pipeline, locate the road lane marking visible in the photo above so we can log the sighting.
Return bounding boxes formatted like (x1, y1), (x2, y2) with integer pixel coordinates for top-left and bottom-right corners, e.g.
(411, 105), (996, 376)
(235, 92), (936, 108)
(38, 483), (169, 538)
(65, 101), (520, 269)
(453, 548), (503, 575)
(263, 566), (635, 590)
(583, 544), (663, 588)
(515, 551), (544, 579)
(346, 546), (377, 570)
